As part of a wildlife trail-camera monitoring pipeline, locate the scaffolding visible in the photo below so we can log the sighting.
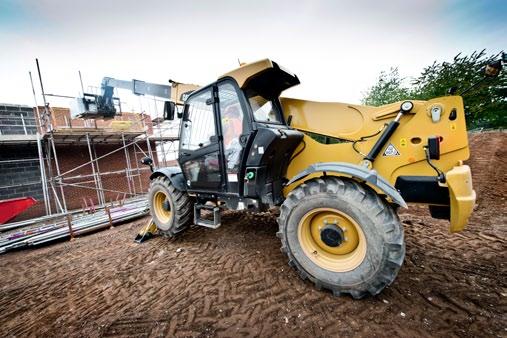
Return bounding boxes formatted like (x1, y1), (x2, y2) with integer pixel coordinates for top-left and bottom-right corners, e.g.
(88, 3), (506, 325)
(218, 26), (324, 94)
(0, 106), (179, 223)
(0, 63), (183, 225)
(30, 107), (179, 218)
(0, 106), (172, 251)
(0, 62), (191, 254)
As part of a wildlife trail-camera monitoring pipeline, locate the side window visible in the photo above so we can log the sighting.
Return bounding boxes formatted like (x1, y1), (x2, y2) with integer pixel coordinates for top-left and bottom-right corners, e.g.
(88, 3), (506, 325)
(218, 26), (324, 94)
(248, 94), (282, 123)
(180, 89), (216, 151)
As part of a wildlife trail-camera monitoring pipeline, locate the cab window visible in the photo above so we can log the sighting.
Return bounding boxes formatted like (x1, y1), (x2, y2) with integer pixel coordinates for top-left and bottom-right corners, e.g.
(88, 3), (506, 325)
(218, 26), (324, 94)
(247, 91), (282, 123)
(180, 89), (216, 150)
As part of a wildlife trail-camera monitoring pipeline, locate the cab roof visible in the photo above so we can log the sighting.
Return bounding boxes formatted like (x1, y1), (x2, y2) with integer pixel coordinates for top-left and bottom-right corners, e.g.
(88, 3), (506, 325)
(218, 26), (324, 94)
(219, 59), (300, 96)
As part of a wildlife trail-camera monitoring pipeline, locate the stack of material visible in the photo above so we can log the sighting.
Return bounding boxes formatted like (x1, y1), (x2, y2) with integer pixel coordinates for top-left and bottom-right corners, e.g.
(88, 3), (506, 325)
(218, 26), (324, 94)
(0, 198), (148, 254)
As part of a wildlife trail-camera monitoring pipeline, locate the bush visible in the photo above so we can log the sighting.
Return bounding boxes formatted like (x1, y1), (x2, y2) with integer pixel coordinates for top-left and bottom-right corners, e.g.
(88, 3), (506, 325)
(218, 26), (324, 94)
(362, 50), (506, 129)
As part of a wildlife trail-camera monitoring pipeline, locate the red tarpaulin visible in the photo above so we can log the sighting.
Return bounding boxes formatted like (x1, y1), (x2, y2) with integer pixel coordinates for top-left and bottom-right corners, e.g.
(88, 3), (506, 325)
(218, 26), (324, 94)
(0, 197), (37, 224)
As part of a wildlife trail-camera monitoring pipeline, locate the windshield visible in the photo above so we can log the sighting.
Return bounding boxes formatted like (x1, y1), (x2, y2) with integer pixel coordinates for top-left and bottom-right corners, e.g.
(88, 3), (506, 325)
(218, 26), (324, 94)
(247, 93), (282, 124)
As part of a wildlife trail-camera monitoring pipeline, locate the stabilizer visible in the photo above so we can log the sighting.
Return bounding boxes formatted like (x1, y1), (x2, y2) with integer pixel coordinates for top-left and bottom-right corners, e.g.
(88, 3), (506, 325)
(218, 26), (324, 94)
(134, 218), (158, 243)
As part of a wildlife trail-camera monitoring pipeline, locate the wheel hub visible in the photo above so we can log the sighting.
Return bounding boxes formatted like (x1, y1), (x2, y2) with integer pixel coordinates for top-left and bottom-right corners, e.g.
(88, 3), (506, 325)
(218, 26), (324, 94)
(320, 224), (344, 247)
(163, 200), (170, 211)
(153, 191), (172, 223)
(298, 208), (367, 272)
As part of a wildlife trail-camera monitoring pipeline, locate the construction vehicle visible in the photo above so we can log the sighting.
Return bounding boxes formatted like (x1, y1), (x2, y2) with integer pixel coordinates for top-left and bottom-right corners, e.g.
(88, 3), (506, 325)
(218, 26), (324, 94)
(142, 58), (500, 298)
(80, 77), (199, 118)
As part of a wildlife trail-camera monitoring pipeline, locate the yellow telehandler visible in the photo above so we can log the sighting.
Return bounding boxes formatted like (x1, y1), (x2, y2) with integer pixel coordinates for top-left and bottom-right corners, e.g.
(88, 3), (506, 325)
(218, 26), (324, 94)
(143, 59), (485, 298)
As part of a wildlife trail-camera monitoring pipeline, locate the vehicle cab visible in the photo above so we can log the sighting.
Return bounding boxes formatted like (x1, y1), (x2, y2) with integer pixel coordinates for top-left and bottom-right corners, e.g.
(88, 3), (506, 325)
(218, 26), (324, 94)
(177, 59), (304, 210)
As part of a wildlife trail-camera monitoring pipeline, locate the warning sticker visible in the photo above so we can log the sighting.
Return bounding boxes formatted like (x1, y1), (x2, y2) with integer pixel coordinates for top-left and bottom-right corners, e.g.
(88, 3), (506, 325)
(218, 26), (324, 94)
(383, 143), (400, 156)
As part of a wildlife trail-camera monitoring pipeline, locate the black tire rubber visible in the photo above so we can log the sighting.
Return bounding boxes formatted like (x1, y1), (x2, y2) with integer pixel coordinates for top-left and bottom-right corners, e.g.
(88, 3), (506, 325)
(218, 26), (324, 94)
(277, 177), (405, 299)
(148, 176), (194, 236)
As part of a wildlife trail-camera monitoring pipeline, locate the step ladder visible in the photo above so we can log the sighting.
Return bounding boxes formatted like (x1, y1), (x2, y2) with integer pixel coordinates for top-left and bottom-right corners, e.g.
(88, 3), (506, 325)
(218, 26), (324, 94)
(194, 204), (221, 229)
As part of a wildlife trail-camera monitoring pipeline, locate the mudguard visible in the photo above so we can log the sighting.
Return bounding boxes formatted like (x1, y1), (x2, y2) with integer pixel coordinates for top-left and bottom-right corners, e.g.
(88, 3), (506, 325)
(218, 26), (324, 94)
(286, 162), (407, 208)
(150, 166), (186, 191)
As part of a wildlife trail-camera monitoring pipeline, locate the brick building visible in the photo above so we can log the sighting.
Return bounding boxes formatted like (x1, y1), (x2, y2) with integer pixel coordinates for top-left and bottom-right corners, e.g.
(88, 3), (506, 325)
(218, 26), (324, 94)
(0, 104), (42, 204)
(0, 103), (168, 222)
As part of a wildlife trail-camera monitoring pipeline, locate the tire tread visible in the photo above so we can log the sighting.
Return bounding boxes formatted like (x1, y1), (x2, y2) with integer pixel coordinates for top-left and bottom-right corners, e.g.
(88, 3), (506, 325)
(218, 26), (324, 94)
(149, 176), (194, 237)
(278, 177), (405, 299)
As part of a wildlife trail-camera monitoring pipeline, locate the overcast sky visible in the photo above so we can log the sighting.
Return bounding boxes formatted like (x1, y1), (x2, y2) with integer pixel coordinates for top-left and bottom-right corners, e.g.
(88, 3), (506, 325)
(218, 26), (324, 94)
(0, 0), (505, 113)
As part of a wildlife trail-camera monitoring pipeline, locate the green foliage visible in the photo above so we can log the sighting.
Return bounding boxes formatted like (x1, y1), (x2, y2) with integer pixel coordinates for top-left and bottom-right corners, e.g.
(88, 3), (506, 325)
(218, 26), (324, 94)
(362, 50), (506, 129)
(362, 68), (410, 106)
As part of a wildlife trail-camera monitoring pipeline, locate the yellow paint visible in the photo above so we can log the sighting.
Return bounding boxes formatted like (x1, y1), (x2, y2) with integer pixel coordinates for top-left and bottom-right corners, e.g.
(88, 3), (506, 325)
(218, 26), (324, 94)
(280, 94), (473, 232)
(444, 165), (476, 232)
(298, 208), (367, 272)
(282, 96), (470, 185)
(170, 82), (201, 105)
(219, 59), (274, 88)
(220, 59), (474, 232)
(137, 218), (157, 236)
(110, 121), (132, 130)
(153, 191), (172, 223)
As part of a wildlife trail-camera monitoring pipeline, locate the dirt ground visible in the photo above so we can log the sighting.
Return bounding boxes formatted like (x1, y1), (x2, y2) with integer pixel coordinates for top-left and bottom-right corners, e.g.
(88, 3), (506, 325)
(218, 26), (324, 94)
(0, 132), (505, 337)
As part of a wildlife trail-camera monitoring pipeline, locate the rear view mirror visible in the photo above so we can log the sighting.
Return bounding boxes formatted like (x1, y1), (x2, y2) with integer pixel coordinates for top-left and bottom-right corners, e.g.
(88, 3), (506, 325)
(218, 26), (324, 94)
(180, 104), (189, 120)
(141, 157), (153, 166)
(484, 60), (502, 78)
(141, 156), (154, 172)
(163, 101), (176, 120)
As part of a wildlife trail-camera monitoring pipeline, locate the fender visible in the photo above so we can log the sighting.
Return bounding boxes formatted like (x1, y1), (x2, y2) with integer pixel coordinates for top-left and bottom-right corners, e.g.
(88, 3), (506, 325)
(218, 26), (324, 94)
(286, 162), (407, 208)
(150, 166), (187, 191)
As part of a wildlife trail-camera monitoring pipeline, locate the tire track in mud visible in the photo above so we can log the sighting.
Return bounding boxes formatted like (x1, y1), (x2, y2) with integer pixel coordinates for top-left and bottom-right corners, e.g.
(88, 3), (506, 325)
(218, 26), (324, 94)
(0, 132), (506, 337)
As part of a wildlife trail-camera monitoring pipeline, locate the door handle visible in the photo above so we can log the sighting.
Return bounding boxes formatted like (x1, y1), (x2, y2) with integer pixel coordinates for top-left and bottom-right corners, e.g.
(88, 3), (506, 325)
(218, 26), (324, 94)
(181, 152), (191, 157)
(239, 134), (249, 146)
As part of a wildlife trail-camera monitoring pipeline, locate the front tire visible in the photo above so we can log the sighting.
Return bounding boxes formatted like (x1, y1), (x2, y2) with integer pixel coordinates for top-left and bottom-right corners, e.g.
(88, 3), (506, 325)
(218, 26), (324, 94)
(148, 176), (193, 236)
(277, 177), (405, 298)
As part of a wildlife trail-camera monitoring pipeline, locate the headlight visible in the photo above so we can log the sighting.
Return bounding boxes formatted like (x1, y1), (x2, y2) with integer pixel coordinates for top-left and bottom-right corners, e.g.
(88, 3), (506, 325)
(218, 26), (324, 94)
(430, 105), (443, 122)
(401, 101), (414, 113)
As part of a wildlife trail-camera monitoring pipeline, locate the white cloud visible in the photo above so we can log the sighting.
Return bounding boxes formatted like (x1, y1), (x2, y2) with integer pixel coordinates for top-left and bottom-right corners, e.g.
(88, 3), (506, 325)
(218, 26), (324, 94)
(0, 0), (504, 111)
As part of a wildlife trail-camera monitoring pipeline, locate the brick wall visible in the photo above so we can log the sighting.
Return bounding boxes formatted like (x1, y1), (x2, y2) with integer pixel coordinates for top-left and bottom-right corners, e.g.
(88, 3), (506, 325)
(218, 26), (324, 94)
(4, 141), (156, 222)
(52, 142), (155, 211)
(0, 103), (160, 222)
(0, 145), (43, 200)
(0, 104), (37, 135)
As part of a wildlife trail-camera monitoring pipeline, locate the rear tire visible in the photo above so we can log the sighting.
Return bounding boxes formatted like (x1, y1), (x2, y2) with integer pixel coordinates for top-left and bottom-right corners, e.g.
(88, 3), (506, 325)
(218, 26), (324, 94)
(148, 176), (193, 236)
(277, 177), (405, 298)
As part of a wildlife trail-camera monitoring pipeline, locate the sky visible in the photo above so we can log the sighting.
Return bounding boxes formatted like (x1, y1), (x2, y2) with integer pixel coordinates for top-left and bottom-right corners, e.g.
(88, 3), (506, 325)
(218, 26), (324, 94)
(0, 0), (505, 114)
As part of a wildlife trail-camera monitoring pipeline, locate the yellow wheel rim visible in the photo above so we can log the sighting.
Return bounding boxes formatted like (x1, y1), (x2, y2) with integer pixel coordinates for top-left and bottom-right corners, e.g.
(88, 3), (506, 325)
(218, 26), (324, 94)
(153, 191), (172, 223)
(298, 208), (367, 272)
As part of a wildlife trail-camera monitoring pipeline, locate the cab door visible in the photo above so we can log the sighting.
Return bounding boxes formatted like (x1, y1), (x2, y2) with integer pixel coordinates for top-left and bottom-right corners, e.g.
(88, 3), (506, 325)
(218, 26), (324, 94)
(217, 80), (252, 194)
(178, 87), (224, 191)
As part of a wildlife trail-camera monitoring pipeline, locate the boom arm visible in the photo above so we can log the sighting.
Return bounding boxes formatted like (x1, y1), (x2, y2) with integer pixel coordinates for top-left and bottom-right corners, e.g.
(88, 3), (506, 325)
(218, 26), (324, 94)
(81, 77), (200, 118)
(101, 77), (171, 99)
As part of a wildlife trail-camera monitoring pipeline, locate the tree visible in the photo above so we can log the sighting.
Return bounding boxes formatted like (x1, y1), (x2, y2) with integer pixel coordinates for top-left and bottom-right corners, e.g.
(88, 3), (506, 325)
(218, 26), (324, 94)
(362, 50), (506, 129)
(361, 68), (410, 107)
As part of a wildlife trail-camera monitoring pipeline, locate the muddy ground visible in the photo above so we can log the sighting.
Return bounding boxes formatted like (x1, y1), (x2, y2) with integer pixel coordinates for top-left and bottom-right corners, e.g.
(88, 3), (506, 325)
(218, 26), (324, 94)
(0, 131), (505, 337)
